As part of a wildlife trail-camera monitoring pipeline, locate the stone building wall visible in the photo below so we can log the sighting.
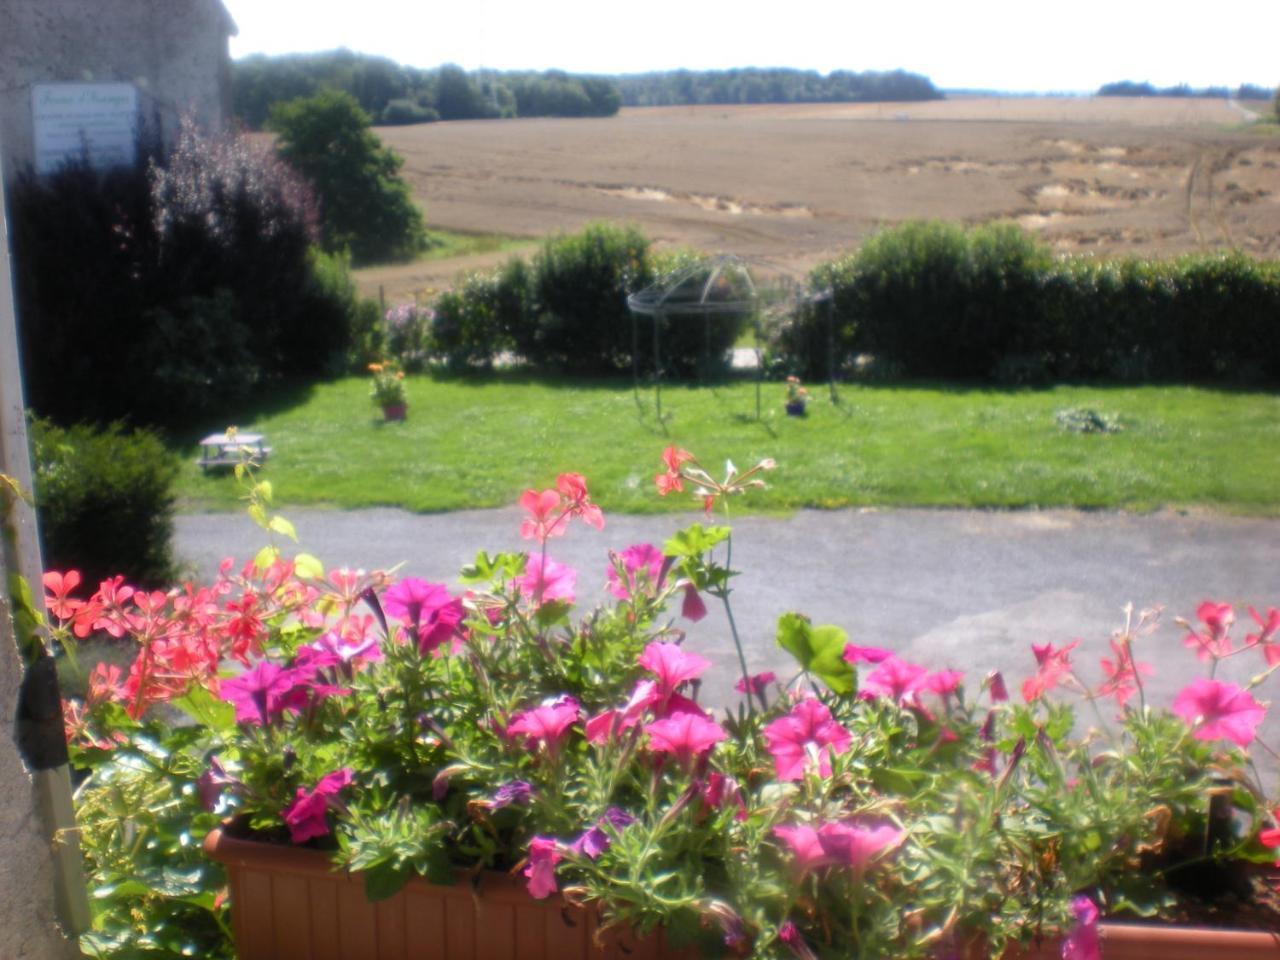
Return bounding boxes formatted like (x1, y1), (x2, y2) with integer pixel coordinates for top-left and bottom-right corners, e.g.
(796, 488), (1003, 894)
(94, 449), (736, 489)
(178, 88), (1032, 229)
(0, 0), (236, 182)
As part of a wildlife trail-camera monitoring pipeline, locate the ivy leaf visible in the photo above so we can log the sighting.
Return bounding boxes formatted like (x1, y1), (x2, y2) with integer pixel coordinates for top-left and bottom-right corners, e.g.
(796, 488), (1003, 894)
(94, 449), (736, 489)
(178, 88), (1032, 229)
(776, 612), (855, 694)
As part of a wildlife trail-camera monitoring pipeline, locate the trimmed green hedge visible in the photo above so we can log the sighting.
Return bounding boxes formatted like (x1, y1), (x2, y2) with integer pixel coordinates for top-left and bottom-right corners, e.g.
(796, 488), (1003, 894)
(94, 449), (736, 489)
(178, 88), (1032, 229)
(30, 418), (178, 588)
(771, 221), (1280, 383)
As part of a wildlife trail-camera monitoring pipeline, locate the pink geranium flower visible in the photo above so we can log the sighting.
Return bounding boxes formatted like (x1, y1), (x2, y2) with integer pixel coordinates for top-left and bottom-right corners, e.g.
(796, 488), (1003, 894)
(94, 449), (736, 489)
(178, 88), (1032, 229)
(638, 641), (712, 697)
(1098, 638), (1152, 706)
(655, 446), (694, 495)
(1183, 601), (1235, 662)
(763, 698), (852, 781)
(518, 488), (569, 541)
(42, 570), (83, 620)
(1021, 641), (1079, 702)
(606, 543), (666, 599)
(1062, 895), (1101, 960)
(507, 697), (582, 758)
(645, 712), (727, 768)
(283, 768), (354, 844)
(515, 554), (577, 605)
(1173, 678), (1266, 747)
(1246, 606), (1280, 666)
(861, 656), (929, 707)
(523, 836), (562, 899)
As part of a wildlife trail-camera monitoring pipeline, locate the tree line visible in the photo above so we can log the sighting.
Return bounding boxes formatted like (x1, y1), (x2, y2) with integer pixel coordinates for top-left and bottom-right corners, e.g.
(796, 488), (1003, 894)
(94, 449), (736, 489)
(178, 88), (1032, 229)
(1096, 80), (1275, 100)
(232, 52), (943, 129)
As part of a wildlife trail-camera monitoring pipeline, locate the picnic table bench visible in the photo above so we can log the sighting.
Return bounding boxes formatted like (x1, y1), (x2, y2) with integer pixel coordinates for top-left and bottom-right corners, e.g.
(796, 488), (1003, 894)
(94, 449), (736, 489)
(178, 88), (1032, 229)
(197, 432), (272, 472)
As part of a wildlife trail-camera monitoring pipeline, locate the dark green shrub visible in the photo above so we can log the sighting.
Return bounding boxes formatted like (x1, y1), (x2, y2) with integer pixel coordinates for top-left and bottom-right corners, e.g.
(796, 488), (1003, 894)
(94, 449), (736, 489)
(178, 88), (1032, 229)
(379, 99), (439, 125)
(526, 223), (653, 373)
(268, 90), (427, 264)
(639, 250), (752, 379)
(383, 302), (434, 372)
(10, 122), (362, 428)
(431, 259), (530, 371)
(30, 418), (178, 588)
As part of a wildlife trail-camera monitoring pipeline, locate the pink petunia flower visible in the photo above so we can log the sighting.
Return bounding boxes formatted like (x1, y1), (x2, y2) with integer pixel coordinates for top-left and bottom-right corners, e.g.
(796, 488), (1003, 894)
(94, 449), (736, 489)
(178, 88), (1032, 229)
(923, 669), (964, 697)
(860, 656), (929, 707)
(523, 837), (562, 899)
(606, 543), (665, 599)
(735, 671), (776, 697)
(645, 712), (727, 768)
(1172, 678), (1266, 747)
(773, 824), (829, 875)
(816, 822), (903, 873)
(383, 579), (464, 654)
(778, 920), (818, 960)
(1062, 895), (1101, 960)
(219, 661), (304, 726)
(507, 696), (582, 758)
(1183, 601), (1235, 662)
(638, 641), (712, 697)
(515, 554), (577, 605)
(763, 698), (852, 781)
(843, 644), (894, 665)
(283, 768), (354, 844)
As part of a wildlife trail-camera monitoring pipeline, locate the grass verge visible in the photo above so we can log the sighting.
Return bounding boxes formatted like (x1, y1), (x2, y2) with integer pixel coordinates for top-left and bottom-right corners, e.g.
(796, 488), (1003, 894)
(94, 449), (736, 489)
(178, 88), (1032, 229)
(419, 228), (531, 261)
(174, 376), (1280, 516)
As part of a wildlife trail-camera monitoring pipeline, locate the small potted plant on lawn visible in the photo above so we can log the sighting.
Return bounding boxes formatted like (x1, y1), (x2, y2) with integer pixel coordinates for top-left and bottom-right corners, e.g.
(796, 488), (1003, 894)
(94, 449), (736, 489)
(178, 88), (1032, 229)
(48, 449), (1280, 960)
(784, 376), (809, 416)
(369, 360), (408, 420)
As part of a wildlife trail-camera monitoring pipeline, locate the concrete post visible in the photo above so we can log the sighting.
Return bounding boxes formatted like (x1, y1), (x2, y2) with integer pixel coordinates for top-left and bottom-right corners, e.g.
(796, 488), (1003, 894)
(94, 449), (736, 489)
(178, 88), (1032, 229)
(0, 144), (86, 958)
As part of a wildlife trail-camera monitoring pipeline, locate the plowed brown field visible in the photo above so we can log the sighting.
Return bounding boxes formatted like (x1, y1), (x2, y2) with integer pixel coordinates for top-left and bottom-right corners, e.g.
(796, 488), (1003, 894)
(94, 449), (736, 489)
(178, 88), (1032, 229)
(358, 97), (1280, 300)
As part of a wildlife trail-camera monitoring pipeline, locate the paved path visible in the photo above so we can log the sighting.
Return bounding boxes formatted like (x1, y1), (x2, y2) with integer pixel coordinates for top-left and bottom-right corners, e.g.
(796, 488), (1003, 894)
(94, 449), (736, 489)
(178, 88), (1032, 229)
(176, 507), (1280, 760)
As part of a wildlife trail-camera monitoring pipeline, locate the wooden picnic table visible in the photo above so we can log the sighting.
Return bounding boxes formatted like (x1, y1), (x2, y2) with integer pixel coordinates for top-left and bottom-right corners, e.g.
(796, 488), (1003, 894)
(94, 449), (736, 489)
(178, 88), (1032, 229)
(197, 432), (272, 472)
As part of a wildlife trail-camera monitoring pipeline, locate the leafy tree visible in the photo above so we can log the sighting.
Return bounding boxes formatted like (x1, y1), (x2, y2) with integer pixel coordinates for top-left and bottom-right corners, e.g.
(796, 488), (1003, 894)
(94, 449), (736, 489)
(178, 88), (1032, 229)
(433, 64), (494, 120)
(268, 90), (426, 264)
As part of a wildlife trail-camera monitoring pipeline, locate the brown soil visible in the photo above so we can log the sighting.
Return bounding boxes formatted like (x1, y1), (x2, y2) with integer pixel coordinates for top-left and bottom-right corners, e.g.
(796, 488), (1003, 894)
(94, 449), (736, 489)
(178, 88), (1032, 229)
(360, 98), (1280, 301)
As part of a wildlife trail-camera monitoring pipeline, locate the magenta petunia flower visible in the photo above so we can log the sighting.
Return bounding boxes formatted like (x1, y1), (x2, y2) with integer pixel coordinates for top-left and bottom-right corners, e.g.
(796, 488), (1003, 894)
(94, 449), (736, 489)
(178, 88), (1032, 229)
(773, 824), (829, 875)
(219, 661), (304, 726)
(645, 712), (727, 768)
(638, 641), (712, 697)
(507, 697), (581, 758)
(778, 920), (817, 960)
(735, 671), (776, 697)
(843, 644), (894, 664)
(816, 822), (903, 872)
(762, 698), (852, 781)
(1173, 678), (1266, 747)
(307, 629), (383, 665)
(606, 543), (665, 599)
(515, 554), (577, 605)
(986, 670), (1009, 703)
(860, 656), (929, 707)
(523, 836), (561, 899)
(1062, 895), (1101, 960)
(923, 669), (964, 697)
(282, 768), (354, 844)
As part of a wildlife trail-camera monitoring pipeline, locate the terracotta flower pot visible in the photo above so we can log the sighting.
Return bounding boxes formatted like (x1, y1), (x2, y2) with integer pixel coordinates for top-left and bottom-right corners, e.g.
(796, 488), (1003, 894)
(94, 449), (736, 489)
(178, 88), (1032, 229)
(382, 403), (407, 421)
(203, 827), (693, 960)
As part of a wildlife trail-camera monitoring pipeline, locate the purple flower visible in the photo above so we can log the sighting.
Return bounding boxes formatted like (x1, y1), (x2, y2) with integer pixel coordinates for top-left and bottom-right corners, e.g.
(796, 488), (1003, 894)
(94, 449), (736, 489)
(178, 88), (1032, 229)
(196, 756), (238, 812)
(283, 768), (354, 844)
(491, 780), (533, 810)
(306, 629), (383, 665)
(569, 808), (635, 859)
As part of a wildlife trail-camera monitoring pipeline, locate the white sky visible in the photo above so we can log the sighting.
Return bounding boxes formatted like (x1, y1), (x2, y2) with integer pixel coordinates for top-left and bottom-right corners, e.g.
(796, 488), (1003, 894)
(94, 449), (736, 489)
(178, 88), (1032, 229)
(222, 0), (1277, 93)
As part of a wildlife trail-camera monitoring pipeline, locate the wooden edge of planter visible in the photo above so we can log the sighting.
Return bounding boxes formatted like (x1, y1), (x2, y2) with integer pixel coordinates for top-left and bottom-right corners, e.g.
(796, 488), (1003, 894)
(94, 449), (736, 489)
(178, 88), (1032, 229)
(1098, 922), (1280, 959)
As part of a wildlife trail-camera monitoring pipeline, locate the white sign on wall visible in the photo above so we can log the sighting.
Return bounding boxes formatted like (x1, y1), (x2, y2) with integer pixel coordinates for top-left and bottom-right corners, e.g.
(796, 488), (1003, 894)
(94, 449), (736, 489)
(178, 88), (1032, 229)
(32, 83), (139, 175)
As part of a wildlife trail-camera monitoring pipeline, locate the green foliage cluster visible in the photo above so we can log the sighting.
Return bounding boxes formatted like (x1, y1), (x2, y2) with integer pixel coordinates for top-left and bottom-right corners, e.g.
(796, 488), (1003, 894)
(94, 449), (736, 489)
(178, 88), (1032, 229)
(425, 225), (748, 375)
(1097, 80), (1275, 100)
(29, 418), (177, 588)
(771, 221), (1280, 384)
(9, 123), (367, 429)
(615, 67), (941, 107)
(233, 51), (621, 128)
(268, 90), (427, 265)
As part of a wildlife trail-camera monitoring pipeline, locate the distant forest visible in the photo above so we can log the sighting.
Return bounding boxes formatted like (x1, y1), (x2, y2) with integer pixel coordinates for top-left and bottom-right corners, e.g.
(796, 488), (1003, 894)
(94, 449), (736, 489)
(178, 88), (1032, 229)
(1096, 80), (1275, 100)
(231, 51), (943, 128)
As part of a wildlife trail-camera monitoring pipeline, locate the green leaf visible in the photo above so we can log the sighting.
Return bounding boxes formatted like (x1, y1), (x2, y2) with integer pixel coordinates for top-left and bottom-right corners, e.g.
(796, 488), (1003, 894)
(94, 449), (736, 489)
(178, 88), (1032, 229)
(775, 612), (855, 694)
(363, 864), (410, 902)
(171, 687), (235, 733)
(253, 544), (279, 571)
(294, 552), (325, 579)
(268, 515), (298, 541)
(663, 523), (731, 558)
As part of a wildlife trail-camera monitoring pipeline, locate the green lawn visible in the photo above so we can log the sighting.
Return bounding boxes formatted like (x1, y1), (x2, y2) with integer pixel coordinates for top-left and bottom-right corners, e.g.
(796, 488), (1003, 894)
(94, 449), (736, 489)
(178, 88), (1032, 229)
(174, 376), (1280, 515)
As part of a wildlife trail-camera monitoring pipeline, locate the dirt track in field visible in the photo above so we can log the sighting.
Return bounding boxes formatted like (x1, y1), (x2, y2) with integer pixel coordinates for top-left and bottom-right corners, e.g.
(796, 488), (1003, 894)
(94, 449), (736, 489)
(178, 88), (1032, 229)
(357, 98), (1280, 301)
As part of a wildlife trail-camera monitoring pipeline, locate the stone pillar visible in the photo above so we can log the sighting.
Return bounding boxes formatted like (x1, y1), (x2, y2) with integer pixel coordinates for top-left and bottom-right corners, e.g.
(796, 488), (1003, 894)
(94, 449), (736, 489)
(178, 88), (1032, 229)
(0, 143), (85, 959)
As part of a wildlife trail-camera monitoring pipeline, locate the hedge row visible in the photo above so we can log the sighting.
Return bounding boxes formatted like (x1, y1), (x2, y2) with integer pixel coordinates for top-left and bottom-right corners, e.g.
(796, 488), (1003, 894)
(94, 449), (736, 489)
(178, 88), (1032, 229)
(426, 225), (749, 376)
(771, 221), (1280, 383)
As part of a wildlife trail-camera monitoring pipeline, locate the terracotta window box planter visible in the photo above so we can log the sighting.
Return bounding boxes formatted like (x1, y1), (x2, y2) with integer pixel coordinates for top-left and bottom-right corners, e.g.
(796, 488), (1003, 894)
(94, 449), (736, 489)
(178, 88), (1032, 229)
(205, 828), (1280, 960)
